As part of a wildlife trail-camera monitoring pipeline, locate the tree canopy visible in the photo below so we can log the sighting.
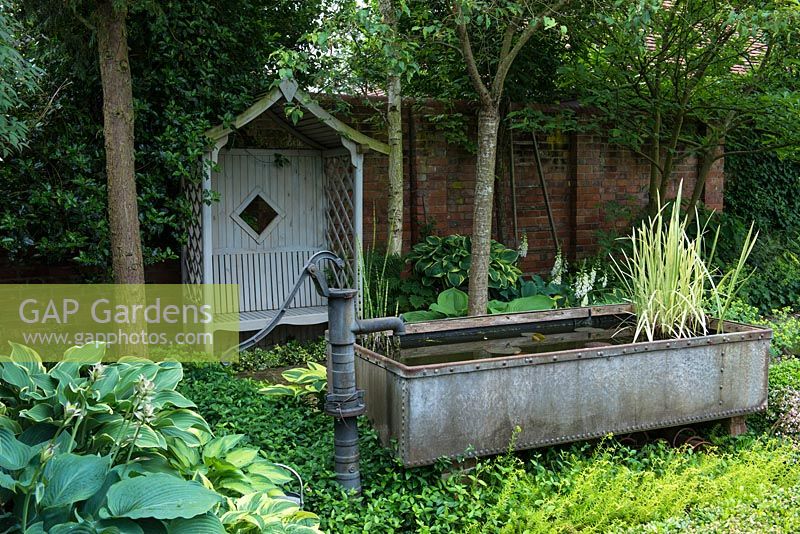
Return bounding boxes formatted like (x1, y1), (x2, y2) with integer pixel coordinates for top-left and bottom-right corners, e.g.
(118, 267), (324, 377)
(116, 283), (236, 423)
(560, 0), (800, 212)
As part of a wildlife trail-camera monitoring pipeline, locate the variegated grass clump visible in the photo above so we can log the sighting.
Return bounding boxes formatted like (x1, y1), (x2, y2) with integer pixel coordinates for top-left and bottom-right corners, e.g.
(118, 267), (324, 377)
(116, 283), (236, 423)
(612, 183), (756, 342)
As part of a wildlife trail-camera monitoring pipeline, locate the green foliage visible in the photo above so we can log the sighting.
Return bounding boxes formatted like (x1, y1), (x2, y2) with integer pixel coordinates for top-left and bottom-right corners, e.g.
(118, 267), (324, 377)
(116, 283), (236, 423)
(488, 295), (557, 314)
(401, 287), (556, 323)
(749, 358), (800, 435)
(465, 438), (800, 533)
(220, 490), (322, 533)
(402, 0), (567, 104)
(760, 308), (800, 360)
(182, 363), (800, 533)
(710, 298), (761, 324)
(406, 234), (522, 295)
(360, 248), (402, 319)
(561, 0), (800, 210)
(726, 139), (800, 236)
(0, 7), (40, 158)
(2, 1), (322, 270)
(698, 208), (800, 314)
(716, 301), (800, 359)
(260, 362), (327, 402)
(234, 339), (326, 374)
(714, 137), (800, 313)
(0, 343), (323, 533)
(0, 342), (210, 462)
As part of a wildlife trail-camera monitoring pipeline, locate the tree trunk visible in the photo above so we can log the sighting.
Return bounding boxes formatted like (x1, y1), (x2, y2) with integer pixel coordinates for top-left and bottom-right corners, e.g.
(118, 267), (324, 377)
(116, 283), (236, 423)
(468, 106), (500, 315)
(96, 0), (144, 284)
(687, 148), (717, 216)
(386, 73), (404, 255)
(658, 112), (687, 202)
(647, 110), (662, 215)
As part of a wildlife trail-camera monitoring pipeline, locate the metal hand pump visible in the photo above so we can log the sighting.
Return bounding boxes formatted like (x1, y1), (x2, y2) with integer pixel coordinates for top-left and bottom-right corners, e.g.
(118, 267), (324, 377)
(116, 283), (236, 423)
(231, 250), (405, 493)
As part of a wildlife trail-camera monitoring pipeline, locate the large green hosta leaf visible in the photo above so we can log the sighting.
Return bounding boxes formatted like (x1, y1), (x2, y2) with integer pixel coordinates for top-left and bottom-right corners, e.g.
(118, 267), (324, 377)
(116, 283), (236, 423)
(41, 453), (111, 508)
(0, 427), (34, 470)
(8, 342), (46, 375)
(167, 513), (225, 534)
(428, 288), (468, 317)
(106, 474), (222, 520)
(505, 295), (557, 313)
(400, 310), (445, 323)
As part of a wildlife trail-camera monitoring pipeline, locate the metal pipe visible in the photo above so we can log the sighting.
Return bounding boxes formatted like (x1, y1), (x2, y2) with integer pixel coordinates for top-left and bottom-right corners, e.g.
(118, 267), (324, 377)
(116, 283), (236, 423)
(354, 316), (406, 336)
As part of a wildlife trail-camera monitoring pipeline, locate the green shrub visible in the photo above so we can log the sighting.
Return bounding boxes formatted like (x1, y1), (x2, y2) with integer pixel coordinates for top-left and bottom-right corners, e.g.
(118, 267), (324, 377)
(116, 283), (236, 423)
(470, 439), (800, 534)
(406, 235), (522, 296)
(260, 362), (327, 404)
(758, 308), (800, 360)
(695, 207), (800, 314)
(711, 298), (761, 324)
(725, 140), (800, 236)
(744, 243), (800, 313)
(748, 358), (800, 434)
(234, 339), (326, 373)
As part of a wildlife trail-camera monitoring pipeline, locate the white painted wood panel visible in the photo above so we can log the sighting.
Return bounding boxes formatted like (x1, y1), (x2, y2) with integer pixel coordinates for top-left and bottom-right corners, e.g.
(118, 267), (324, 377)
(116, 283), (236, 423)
(211, 149), (326, 313)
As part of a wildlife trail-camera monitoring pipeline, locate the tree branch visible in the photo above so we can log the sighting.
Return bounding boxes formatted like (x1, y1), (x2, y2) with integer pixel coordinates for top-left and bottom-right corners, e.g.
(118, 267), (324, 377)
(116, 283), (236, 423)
(492, 0), (568, 98)
(452, 1), (492, 106)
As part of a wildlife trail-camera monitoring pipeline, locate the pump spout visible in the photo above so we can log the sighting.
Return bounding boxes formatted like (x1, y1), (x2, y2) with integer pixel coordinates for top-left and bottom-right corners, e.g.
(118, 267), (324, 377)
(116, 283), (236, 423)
(353, 316), (406, 337)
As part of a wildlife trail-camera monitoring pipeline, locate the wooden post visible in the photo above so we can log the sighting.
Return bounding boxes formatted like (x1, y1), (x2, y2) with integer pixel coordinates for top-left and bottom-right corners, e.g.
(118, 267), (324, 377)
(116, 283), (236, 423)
(202, 138), (226, 284)
(728, 416), (748, 437)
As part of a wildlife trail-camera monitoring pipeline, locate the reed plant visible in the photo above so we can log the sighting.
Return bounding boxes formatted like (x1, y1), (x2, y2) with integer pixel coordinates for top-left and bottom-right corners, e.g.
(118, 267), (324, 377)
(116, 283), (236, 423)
(612, 183), (756, 342)
(357, 229), (402, 352)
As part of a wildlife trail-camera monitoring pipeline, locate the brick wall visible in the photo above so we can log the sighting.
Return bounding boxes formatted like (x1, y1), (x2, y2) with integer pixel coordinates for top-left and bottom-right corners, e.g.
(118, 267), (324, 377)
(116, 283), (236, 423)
(339, 97), (725, 274)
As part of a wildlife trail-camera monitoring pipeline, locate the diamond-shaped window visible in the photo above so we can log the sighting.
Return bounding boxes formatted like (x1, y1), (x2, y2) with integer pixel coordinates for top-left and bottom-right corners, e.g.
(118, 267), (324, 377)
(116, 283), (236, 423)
(232, 189), (283, 242)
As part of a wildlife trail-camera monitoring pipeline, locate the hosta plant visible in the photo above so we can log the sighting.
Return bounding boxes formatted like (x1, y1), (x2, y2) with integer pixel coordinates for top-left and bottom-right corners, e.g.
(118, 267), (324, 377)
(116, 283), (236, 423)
(406, 235), (522, 294)
(260, 363), (327, 404)
(0, 342), (323, 533)
(401, 287), (556, 323)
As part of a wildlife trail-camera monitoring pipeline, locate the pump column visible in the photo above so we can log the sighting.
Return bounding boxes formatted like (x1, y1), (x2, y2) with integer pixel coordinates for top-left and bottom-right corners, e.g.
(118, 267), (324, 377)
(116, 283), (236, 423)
(324, 288), (365, 492)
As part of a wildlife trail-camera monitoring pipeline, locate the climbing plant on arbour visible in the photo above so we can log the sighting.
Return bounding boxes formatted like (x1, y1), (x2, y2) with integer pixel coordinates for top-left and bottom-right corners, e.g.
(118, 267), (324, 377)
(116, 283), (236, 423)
(2, 0), (322, 273)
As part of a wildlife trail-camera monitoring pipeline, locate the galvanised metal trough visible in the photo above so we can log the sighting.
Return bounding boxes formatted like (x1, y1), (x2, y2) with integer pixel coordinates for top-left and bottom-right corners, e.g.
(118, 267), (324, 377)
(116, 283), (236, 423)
(355, 305), (771, 467)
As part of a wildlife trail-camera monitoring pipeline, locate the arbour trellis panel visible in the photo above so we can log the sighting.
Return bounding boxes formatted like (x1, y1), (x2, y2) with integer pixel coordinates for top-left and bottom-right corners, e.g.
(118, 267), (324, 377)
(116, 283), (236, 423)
(324, 151), (357, 287)
(182, 80), (389, 332)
